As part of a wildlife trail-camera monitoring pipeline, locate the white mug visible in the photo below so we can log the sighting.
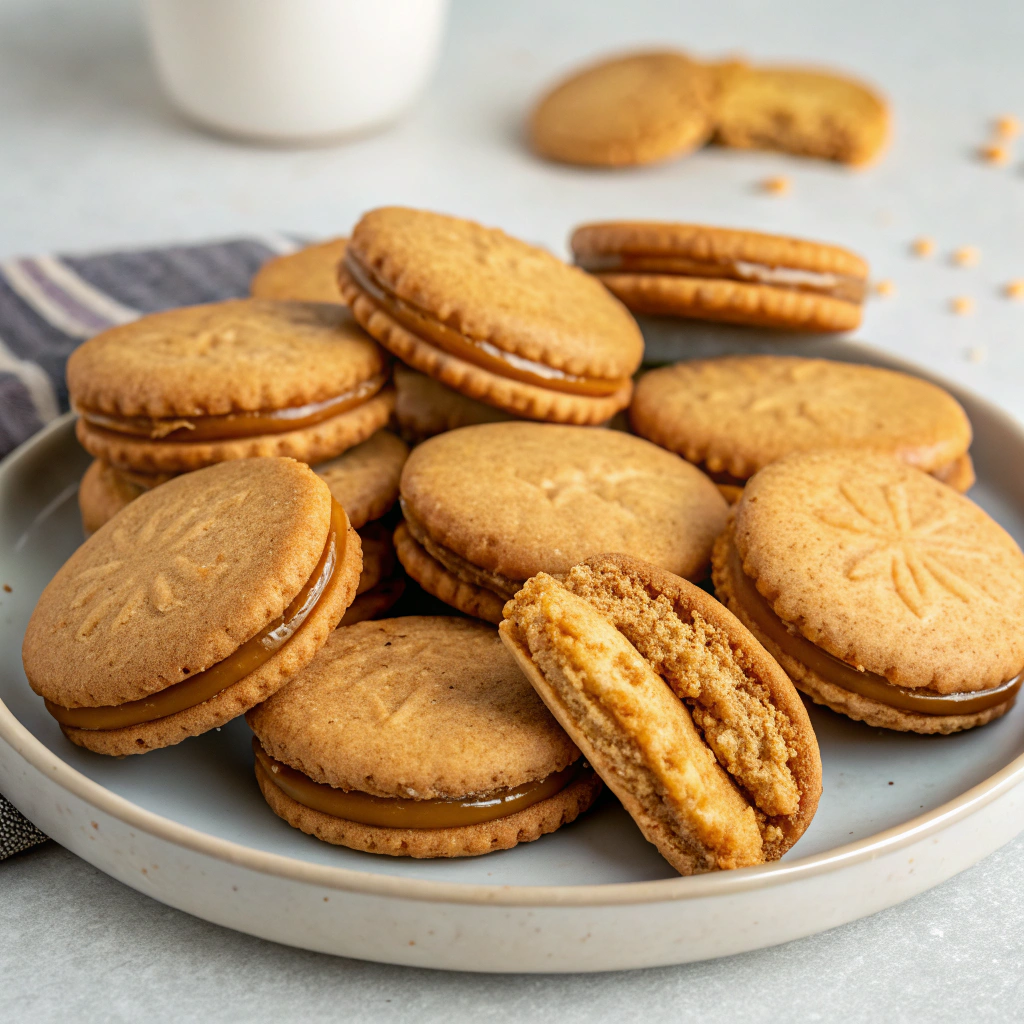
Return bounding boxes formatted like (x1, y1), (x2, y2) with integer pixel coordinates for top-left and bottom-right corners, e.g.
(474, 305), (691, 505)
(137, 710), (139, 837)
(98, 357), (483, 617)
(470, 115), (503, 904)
(144, 0), (449, 144)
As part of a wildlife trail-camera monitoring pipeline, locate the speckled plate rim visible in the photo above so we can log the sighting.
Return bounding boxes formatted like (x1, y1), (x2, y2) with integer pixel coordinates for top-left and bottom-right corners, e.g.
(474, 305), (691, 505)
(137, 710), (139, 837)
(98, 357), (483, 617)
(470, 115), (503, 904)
(3, 340), (1024, 910)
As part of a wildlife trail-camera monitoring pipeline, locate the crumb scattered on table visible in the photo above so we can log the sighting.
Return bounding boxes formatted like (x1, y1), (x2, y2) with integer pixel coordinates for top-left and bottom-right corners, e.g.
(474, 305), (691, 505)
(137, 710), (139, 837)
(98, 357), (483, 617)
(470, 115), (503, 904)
(995, 115), (1020, 139)
(911, 236), (935, 258)
(1004, 280), (1024, 300)
(966, 344), (987, 362)
(760, 176), (790, 195)
(952, 246), (980, 267)
(952, 296), (975, 315)
(2, 584), (10, 593)
(873, 279), (897, 297)
(979, 144), (1010, 165)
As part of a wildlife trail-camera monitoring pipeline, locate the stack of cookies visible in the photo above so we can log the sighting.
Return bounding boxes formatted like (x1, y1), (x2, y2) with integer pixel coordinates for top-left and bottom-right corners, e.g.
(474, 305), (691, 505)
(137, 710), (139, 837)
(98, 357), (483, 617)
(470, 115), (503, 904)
(20, 205), (1024, 880)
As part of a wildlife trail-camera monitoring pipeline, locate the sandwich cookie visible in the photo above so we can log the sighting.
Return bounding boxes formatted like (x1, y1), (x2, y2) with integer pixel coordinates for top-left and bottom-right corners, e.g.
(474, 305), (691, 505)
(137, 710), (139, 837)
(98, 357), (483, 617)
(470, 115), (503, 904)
(528, 50), (714, 168)
(572, 222), (868, 332)
(713, 451), (1024, 734)
(712, 63), (889, 167)
(338, 207), (643, 424)
(23, 458), (362, 755)
(247, 617), (601, 857)
(79, 460), (164, 536)
(312, 429), (410, 626)
(632, 356), (975, 494)
(500, 554), (821, 874)
(69, 299), (394, 475)
(250, 237), (349, 304)
(393, 364), (514, 443)
(394, 422), (729, 623)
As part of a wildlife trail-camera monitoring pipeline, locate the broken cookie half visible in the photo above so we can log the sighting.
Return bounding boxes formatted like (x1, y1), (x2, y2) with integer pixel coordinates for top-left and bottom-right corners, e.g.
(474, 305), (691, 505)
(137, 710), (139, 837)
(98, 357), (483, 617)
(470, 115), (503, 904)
(499, 552), (822, 875)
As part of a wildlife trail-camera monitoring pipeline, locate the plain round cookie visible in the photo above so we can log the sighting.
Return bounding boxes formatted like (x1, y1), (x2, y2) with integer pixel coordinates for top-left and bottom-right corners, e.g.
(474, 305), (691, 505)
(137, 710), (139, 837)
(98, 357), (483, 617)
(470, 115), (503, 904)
(728, 451), (1024, 693)
(712, 64), (890, 166)
(393, 365), (515, 442)
(79, 460), (149, 536)
(500, 557), (821, 873)
(23, 458), (363, 754)
(255, 758), (601, 858)
(250, 238), (348, 304)
(314, 429), (408, 529)
(248, 616), (579, 796)
(529, 50), (715, 167)
(67, 299), (385, 418)
(400, 422), (729, 585)
(631, 356), (973, 481)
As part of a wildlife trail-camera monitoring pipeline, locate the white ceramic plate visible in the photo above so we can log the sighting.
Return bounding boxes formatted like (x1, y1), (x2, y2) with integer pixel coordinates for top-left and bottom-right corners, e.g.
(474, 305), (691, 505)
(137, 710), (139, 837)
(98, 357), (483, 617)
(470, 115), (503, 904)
(3, 334), (1024, 974)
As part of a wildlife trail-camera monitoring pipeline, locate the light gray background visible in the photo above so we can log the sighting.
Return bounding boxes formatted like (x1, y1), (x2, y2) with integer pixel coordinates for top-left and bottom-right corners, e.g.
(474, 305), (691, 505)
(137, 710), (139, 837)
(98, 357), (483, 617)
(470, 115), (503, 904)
(2, 0), (1023, 1019)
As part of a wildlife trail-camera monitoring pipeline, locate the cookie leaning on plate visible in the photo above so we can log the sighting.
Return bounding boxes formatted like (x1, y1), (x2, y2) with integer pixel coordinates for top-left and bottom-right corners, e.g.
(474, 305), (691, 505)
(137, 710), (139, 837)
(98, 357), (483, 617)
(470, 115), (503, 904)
(501, 554), (821, 874)
(313, 429), (409, 626)
(338, 207), (643, 424)
(250, 238), (349, 304)
(69, 299), (394, 475)
(247, 617), (601, 857)
(528, 50), (715, 167)
(394, 422), (729, 623)
(712, 63), (889, 167)
(713, 451), (1024, 734)
(632, 356), (975, 493)
(23, 458), (362, 756)
(572, 222), (868, 332)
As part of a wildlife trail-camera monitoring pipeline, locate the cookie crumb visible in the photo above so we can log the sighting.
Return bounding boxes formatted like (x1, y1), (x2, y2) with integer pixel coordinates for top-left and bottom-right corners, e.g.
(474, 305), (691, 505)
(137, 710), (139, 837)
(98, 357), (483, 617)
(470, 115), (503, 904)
(952, 297), (975, 316)
(911, 236), (935, 258)
(952, 246), (980, 267)
(966, 344), (986, 363)
(760, 176), (790, 196)
(873, 279), (897, 298)
(979, 144), (1010, 165)
(1004, 280), (1024, 300)
(995, 115), (1020, 139)
(2, 584), (10, 592)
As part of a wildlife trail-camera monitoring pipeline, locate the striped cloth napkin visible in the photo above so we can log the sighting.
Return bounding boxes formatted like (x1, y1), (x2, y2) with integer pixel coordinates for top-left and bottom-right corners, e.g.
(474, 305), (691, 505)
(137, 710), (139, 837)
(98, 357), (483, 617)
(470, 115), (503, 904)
(0, 233), (298, 859)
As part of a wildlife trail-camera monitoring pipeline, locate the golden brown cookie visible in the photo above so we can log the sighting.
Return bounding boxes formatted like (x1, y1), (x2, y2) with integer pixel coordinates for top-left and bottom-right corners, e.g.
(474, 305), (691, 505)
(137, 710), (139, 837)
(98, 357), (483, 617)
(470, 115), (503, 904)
(572, 222), (868, 331)
(529, 50), (715, 167)
(338, 577), (406, 627)
(23, 458), (362, 755)
(250, 238), (348, 304)
(338, 207), (643, 424)
(631, 356), (973, 488)
(247, 617), (601, 857)
(69, 299), (393, 474)
(313, 429), (408, 529)
(500, 555), (821, 874)
(712, 451), (1024, 733)
(78, 460), (151, 536)
(396, 422), (729, 622)
(393, 364), (515, 442)
(712, 64), (890, 166)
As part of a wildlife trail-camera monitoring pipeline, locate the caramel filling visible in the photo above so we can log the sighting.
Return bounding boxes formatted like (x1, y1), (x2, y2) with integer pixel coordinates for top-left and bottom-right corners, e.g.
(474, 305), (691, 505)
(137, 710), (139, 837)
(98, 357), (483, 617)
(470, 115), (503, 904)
(343, 252), (629, 398)
(575, 254), (867, 305)
(78, 374), (386, 442)
(45, 501), (348, 731)
(725, 538), (1023, 715)
(254, 738), (581, 829)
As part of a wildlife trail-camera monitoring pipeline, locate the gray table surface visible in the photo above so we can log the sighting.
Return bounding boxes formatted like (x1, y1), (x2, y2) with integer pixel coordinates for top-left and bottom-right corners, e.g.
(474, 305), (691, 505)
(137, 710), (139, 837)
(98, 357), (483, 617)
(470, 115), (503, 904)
(3, 0), (1024, 1018)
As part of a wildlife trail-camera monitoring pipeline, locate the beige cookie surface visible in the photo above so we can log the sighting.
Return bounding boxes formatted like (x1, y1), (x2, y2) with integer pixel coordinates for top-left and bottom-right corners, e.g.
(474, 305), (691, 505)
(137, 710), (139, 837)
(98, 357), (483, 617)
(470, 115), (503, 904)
(314, 429), (408, 529)
(400, 422), (729, 584)
(712, 64), (889, 166)
(529, 50), (715, 167)
(247, 616), (580, 797)
(250, 238), (348, 304)
(731, 451), (1024, 692)
(631, 356), (973, 480)
(79, 460), (150, 536)
(23, 458), (336, 709)
(255, 759), (601, 858)
(75, 388), (395, 475)
(501, 561), (820, 874)
(393, 364), (515, 441)
(67, 299), (386, 418)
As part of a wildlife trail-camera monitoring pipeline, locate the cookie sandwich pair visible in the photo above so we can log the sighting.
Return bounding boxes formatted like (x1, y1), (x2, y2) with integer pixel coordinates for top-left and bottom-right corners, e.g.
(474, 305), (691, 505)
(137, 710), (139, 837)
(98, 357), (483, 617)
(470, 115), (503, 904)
(632, 355), (975, 501)
(572, 222), (869, 332)
(713, 451), (1024, 734)
(394, 421), (729, 623)
(24, 458), (363, 755)
(70, 299), (394, 500)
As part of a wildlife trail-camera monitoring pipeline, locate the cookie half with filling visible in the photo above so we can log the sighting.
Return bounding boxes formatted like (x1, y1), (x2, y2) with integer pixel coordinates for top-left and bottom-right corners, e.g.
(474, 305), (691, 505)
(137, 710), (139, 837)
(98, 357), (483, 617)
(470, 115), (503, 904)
(247, 616), (601, 857)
